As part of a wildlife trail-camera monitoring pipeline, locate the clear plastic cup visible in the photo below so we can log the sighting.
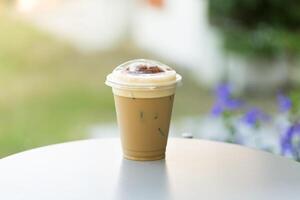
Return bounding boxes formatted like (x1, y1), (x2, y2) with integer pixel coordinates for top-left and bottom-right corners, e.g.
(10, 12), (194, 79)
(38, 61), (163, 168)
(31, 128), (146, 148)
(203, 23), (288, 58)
(106, 59), (182, 161)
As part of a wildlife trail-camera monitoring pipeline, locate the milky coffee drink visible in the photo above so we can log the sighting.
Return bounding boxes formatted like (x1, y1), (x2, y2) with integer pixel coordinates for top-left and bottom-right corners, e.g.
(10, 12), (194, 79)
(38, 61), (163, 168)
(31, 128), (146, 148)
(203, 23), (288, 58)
(105, 59), (182, 161)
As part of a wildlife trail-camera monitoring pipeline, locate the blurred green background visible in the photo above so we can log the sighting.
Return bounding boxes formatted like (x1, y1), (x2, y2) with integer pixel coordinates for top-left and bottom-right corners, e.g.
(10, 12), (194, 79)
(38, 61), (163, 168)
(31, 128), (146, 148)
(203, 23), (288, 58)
(1, 0), (299, 159)
(0, 8), (208, 157)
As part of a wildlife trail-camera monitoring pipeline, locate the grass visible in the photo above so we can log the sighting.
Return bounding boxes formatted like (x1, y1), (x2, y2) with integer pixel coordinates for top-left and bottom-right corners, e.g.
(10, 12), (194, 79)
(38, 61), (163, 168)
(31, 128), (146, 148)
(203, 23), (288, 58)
(0, 12), (140, 157)
(0, 12), (210, 157)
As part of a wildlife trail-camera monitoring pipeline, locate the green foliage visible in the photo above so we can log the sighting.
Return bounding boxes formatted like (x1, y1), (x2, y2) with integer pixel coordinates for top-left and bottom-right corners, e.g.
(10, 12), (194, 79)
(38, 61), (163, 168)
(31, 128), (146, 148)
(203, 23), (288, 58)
(288, 91), (300, 123)
(0, 14), (118, 157)
(0, 12), (206, 157)
(209, 0), (300, 57)
(222, 111), (237, 143)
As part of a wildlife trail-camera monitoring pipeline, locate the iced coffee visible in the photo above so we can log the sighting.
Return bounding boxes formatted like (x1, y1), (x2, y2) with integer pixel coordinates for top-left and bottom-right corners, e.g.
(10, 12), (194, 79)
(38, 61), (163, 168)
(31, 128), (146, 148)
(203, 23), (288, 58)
(105, 59), (182, 161)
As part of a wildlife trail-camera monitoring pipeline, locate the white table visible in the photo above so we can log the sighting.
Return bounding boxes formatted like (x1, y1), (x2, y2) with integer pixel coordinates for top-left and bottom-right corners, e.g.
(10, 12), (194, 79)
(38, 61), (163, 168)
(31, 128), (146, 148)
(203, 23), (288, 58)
(0, 138), (299, 200)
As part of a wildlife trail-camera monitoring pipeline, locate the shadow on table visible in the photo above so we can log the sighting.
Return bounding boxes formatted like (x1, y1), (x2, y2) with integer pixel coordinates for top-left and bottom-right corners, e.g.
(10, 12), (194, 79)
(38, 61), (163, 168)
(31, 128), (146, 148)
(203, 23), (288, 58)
(114, 159), (171, 200)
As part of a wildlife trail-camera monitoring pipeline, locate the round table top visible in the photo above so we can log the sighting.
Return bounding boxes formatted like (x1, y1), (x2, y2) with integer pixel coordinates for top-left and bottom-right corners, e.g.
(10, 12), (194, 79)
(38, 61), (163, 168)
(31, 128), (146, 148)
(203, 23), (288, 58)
(0, 138), (299, 200)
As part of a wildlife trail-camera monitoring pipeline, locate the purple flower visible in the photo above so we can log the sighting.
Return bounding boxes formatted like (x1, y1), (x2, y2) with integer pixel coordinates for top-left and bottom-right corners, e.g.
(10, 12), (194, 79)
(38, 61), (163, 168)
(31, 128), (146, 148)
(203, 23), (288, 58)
(241, 108), (270, 127)
(224, 98), (244, 110)
(211, 103), (224, 116)
(277, 93), (292, 112)
(215, 84), (231, 100)
(280, 124), (300, 159)
(211, 84), (244, 116)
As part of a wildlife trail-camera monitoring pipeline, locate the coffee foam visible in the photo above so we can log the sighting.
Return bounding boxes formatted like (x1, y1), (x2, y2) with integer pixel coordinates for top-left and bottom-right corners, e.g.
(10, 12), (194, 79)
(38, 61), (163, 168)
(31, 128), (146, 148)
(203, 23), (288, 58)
(106, 59), (182, 98)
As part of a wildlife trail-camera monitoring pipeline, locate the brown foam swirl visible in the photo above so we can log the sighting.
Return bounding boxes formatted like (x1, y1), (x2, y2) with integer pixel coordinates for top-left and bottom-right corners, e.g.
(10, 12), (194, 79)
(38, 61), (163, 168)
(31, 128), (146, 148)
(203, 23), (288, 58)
(125, 64), (165, 74)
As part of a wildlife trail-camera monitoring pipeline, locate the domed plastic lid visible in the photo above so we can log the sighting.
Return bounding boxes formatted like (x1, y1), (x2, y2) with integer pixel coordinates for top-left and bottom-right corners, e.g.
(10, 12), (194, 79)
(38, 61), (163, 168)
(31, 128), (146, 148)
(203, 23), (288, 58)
(105, 59), (182, 90)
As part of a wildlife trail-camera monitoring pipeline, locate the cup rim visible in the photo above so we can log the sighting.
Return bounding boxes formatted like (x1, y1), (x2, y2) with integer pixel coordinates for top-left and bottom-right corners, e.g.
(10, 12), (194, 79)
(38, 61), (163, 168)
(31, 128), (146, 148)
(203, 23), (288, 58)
(105, 74), (182, 90)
